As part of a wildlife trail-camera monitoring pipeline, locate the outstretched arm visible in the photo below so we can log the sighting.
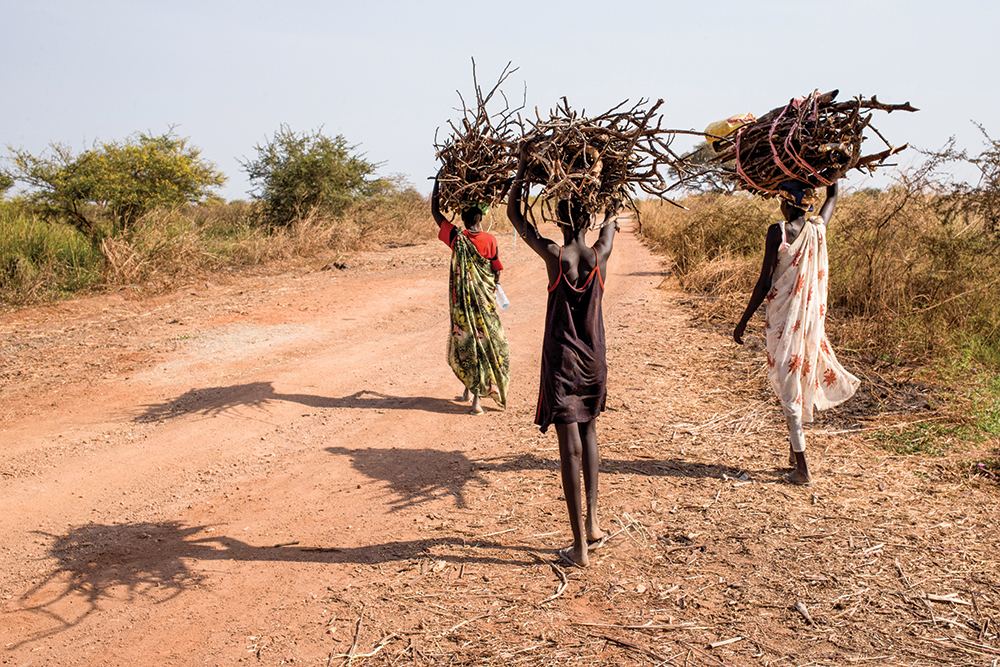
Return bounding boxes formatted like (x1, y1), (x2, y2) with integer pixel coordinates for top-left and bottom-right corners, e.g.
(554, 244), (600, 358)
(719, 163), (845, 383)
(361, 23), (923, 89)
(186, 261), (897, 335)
(507, 143), (557, 258)
(818, 181), (838, 227)
(734, 224), (781, 344)
(430, 173), (446, 227)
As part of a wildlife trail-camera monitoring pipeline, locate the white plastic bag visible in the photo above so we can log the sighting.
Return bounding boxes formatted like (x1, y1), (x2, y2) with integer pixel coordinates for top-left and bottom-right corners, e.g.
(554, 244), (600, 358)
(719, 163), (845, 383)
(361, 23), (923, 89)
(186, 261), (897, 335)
(495, 284), (510, 310)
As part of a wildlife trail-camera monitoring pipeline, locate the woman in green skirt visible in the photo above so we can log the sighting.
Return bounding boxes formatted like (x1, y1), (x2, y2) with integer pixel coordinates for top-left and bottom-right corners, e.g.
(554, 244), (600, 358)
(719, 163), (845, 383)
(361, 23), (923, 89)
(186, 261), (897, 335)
(431, 177), (510, 414)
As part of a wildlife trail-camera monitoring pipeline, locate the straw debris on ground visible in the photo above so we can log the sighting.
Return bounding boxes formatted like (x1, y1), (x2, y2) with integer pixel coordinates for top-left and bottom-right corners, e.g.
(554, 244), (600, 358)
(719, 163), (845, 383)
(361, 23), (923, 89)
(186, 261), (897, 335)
(244, 249), (994, 666)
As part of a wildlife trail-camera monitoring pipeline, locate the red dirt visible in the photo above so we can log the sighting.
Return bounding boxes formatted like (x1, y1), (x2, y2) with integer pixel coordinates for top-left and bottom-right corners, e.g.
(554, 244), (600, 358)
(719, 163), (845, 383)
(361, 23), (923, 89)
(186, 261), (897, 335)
(1, 220), (998, 666)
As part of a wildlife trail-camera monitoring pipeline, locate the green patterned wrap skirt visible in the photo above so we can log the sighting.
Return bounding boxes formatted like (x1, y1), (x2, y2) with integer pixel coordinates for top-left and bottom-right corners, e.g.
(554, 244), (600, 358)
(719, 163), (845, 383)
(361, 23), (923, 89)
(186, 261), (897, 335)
(447, 233), (510, 408)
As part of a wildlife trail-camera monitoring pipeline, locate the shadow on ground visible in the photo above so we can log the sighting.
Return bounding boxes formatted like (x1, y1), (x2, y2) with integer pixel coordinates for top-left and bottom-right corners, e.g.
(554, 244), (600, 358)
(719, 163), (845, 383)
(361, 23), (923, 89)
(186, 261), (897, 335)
(133, 382), (469, 422)
(323, 445), (774, 514)
(11, 521), (536, 650)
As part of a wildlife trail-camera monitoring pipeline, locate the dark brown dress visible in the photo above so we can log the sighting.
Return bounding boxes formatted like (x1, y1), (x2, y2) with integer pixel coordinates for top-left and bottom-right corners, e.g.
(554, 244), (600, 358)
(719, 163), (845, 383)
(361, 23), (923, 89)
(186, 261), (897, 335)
(534, 248), (607, 432)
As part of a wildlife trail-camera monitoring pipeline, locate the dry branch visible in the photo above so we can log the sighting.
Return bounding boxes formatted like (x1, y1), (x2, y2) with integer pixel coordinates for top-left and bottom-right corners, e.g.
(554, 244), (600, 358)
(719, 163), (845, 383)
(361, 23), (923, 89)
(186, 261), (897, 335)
(531, 551), (569, 604)
(515, 97), (694, 229)
(709, 89), (918, 196)
(433, 59), (522, 213)
(591, 633), (679, 664)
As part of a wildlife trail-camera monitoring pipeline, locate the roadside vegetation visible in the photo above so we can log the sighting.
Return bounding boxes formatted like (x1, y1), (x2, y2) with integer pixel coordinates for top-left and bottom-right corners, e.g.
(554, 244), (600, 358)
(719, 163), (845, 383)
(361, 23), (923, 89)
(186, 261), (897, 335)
(1, 126), (430, 306)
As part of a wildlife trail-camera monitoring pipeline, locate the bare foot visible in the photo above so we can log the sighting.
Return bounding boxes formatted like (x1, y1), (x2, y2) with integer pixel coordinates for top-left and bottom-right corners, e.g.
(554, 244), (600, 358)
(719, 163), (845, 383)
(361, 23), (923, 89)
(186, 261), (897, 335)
(784, 469), (813, 486)
(586, 520), (604, 545)
(461, 388), (470, 402)
(558, 545), (588, 568)
(470, 395), (483, 415)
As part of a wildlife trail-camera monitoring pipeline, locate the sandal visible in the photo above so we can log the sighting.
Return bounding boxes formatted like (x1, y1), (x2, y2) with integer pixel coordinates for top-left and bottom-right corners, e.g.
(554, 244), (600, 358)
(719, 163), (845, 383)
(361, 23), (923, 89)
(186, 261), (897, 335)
(557, 547), (585, 568)
(587, 535), (608, 551)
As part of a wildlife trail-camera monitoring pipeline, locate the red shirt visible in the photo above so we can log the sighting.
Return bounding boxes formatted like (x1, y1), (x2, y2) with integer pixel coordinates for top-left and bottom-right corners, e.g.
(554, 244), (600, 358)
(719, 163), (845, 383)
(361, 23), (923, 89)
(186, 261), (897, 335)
(438, 221), (504, 272)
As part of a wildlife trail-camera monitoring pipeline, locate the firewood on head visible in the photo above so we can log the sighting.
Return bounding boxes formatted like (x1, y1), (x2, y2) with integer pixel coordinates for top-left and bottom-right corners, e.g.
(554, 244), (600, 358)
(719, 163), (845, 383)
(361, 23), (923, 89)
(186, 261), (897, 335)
(705, 90), (918, 198)
(433, 59), (523, 214)
(517, 97), (693, 230)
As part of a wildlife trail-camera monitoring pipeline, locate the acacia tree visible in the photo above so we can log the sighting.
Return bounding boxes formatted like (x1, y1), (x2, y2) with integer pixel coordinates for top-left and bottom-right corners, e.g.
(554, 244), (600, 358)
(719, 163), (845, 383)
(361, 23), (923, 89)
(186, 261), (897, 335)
(7, 130), (226, 239)
(668, 140), (742, 195)
(925, 125), (1000, 234)
(241, 125), (381, 226)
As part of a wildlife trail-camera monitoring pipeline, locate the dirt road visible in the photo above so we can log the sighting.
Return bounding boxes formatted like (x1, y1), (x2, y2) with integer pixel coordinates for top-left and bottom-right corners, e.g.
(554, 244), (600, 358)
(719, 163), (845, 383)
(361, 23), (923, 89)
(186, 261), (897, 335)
(2, 220), (998, 666)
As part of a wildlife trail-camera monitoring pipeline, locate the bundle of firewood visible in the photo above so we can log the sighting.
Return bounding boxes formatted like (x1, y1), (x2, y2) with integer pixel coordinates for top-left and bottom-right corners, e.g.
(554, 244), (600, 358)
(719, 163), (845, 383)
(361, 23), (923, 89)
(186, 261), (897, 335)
(710, 89), (918, 196)
(517, 97), (691, 228)
(433, 62), (521, 213)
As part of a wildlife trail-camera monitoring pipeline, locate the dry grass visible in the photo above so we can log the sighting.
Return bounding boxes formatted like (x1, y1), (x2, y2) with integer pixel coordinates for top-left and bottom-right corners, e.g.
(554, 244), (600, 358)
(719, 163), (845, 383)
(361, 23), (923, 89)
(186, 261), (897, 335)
(60, 195), (436, 297)
(2, 186), (511, 308)
(636, 189), (1000, 371)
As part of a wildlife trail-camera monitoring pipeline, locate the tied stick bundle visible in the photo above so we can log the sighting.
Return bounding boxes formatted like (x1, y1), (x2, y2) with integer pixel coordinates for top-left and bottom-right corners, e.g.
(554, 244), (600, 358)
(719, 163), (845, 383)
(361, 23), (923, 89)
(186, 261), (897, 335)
(433, 61), (522, 213)
(711, 89), (919, 197)
(517, 97), (692, 230)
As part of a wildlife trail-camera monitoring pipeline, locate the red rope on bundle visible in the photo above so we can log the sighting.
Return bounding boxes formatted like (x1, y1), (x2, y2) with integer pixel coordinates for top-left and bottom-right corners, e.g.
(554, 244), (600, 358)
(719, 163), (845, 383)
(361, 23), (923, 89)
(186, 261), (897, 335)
(768, 103), (803, 183)
(735, 126), (777, 194)
(783, 129), (834, 186)
(769, 99), (834, 187)
(737, 95), (836, 193)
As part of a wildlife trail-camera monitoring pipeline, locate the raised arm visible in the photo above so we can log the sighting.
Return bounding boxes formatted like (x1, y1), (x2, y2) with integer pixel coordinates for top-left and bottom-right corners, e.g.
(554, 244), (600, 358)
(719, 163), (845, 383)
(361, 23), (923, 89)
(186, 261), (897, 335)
(734, 224), (782, 344)
(592, 207), (618, 265)
(818, 181), (838, 227)
(507, 143), (558, 259)
(430, 173), (446, 227)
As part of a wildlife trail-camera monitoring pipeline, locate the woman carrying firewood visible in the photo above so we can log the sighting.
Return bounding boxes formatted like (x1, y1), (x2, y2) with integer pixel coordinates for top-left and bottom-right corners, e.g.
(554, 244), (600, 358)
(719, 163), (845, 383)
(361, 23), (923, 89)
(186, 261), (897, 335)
(507, 142), (615, 568)
(734, 180), (859, 485)
(431, 176), (510, 415)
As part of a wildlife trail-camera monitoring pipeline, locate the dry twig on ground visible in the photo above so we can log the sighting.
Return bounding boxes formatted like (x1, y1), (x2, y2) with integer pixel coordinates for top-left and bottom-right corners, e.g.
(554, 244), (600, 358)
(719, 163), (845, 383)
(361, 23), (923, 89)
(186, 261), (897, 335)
(433, 60), (522, 213)
(710, 89), (918, 196)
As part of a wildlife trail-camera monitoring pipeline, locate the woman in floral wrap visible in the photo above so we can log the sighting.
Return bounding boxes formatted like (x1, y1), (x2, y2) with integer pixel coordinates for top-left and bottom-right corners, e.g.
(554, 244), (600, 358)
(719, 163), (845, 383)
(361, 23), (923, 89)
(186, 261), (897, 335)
(431, 177), (510, 414)
(734, 181), (858, 485)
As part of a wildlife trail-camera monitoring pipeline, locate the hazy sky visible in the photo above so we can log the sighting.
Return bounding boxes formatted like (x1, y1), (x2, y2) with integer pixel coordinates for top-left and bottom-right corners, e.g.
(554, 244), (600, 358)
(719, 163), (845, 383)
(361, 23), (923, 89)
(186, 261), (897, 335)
(3, 1), (997, 201)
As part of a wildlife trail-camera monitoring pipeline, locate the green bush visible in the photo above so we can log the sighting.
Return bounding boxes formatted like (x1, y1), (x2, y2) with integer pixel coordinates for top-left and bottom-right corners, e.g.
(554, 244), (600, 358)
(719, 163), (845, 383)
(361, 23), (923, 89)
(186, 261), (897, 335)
(6, 130), (225, 239)
(241, 125), (381, 227)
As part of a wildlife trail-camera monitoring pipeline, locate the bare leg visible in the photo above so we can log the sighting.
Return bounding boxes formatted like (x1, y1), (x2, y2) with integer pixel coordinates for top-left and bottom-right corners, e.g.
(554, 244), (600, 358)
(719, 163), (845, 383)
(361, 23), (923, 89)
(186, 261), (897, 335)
(555, 423), (588, 567)
(788, 451), (811, 484)
(578, 420), (604, 543)
(461, 387), (470, 402)
(784, 413), (812, 485)
(471, 394), (483, 415)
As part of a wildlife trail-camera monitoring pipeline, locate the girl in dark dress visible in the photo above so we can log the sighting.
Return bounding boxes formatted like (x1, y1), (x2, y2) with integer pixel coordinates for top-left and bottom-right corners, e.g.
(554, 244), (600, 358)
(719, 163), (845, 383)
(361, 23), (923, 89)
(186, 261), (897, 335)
(507, 144), (616, 567)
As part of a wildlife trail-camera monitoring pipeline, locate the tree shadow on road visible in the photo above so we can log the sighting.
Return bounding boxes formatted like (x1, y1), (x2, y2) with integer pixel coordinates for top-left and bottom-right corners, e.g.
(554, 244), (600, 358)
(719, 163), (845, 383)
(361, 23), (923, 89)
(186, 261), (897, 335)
(323, 445), (779, 517)
(10, 521), (536, 650)
(326, 446), (486, 510)
(133, 382), (469, 422)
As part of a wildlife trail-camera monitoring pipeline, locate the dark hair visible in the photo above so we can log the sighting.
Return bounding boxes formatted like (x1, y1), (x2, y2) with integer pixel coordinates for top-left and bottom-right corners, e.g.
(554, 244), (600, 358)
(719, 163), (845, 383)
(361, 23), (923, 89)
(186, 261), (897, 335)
(556, 199), (589, 230)
(460, 206), (482, 229)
